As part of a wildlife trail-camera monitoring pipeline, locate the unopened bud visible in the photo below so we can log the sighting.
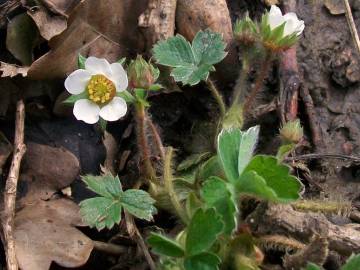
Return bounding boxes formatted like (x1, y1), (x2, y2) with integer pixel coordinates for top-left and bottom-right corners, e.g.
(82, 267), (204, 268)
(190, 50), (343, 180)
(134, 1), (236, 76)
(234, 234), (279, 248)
(128, 55), (159, 90)
(279, 119), (303, 144)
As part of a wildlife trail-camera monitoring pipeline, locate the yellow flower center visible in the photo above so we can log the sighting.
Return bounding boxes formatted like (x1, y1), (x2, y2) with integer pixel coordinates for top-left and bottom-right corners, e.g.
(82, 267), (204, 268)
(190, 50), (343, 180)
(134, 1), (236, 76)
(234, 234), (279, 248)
(87, 74), (116, 104)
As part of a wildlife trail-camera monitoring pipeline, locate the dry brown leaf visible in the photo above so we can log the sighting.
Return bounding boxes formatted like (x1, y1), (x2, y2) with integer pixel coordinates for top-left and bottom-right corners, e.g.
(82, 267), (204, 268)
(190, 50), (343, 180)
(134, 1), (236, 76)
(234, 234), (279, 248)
(27, 0), (147, 79)
(14, 198), (94, 270)
(39, 0), (81, 16)
(0, 62), (29, 77)
(19, 143), (80, 204)
(27, 5), (68, 40)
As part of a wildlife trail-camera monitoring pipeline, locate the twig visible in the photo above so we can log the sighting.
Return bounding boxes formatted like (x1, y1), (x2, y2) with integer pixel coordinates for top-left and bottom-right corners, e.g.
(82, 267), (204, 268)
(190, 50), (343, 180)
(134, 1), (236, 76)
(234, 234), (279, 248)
(124, 212), (156, 270)
(2, 100), (26, 270)
(285, 153), (360, 163)
(93, 240), (127, 256)
(299, 78), (324, 152)
(206, 79), (226, 118)
(343, 0), (360, 55)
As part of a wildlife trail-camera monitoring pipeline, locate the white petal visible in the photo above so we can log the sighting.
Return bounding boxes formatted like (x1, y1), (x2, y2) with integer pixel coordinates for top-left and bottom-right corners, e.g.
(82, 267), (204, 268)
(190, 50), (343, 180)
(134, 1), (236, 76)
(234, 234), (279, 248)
(64, 69), (91, 95)
(268, 6), (285, 30)
(284, 13), (304, 36)
(99, 97), (127, 121)
(284, 18), (297, 36)
(110, 63), (128, 92)
(73, 99), (100, 124)
(85, 57), (112, 77)
(295, 20), (305, 36)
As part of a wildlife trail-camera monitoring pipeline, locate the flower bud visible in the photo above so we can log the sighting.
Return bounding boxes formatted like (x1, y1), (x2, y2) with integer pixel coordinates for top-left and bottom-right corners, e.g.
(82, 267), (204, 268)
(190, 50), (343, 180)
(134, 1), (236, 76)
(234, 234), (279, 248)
(279, 119), (303, 144)
(233, 13), (258, 48)
(128, 55), (159, 90)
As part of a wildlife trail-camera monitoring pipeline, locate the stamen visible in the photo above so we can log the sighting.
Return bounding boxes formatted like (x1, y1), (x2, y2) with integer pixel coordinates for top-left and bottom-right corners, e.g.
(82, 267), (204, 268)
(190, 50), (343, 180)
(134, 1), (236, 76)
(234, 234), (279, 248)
(86, 74), (116, 105)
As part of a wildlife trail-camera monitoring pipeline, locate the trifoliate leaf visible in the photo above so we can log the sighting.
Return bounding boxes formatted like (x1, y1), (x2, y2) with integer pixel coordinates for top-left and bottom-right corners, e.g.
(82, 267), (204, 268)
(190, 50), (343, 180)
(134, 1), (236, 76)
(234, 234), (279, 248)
(82, 174), (122, 198)
(148, 233), (185, 258)
(217, 126), (259, 183)
(342, 254), (360, 270)
(78, 54), (86, 69)
(201, 177), (237, 235)
(197, 156), (224, 182)
(153, 30), (227, 86)
(185, 192), (202, 219)
(121, 189), (157, 221)
(63, 91), (89, 104)
(184, 252), (221, 270)
(237, 155), (302, 203)
(79, 197), (121, 230)
(185, 208), (223, 256)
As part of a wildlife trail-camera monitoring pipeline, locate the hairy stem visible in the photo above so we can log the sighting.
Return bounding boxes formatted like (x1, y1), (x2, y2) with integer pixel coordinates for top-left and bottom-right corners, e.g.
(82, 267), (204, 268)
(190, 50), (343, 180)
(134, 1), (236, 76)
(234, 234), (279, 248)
(146, 115), (165, 162)
(135, 102), (157, 183)
(243, 51), (273, 116)
(232, 56), (250, 106)
(206, 79), (226, 118)
(163, 147), (189, 224)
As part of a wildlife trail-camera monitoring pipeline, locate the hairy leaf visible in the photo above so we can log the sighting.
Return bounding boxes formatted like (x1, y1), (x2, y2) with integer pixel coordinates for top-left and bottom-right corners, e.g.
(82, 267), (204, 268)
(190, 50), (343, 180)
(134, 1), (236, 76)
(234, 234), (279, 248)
(201, 177), (237, 235)
(82, 175), (122, 198)
(217, 126), (259, 183)
(184, 252), (221, 270)
(148, 233), (185, 258)
(186, 208), (223, 256)
(153, 30), (227, 86)
(80, 197), (121, 230)
(121, 189), (157, 221)
(238, 155), (302, 203)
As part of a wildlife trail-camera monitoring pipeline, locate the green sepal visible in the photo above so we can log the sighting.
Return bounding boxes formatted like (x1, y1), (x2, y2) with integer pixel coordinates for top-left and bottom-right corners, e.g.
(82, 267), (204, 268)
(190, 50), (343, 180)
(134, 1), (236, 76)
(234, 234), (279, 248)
(63, 91), (88, 104)
(116, 90), (136, 103)
(117, 57), (126, 65)
(78, 54), (86, 69)
(149, 84), (163, 91)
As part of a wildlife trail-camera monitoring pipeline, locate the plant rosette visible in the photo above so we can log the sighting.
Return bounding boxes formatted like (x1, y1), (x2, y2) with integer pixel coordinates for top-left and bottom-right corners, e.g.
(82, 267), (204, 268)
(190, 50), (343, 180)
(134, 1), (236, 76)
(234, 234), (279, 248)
(260, 5), (305, 51)
(64, 56), (129, 124)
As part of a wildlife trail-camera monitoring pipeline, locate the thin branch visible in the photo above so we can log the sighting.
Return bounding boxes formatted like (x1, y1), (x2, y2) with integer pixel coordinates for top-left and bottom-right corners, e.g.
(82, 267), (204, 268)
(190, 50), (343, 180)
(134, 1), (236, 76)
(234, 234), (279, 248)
(2, 100), (26, 270)
(146, 116), (165, 162)
(93, 240), (127, 256)
(124, 212), (156, 270)
(343, 0), (360, 55)
(285, 153), (360, 163)
(206, 79), (226, 118)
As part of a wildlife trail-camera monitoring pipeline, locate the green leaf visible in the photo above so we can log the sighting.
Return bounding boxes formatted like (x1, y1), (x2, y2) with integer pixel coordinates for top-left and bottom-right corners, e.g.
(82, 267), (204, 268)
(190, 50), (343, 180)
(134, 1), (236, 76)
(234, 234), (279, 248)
(149, 84), (163, 91)
(217, 126), (259, 183)
(153, 30), (227, 86)
(186, 208), (223, 256)
(342, 254), (360, 270)
(82, 174), (122, 198)
(78, 54), (86, 69)
(192, 30), (227, 65)
(184, 252), (221, 270)
(63, 91), (89, 104)
(197, 156), (224, 182)
(121, 189), (157, 221)
(238, 126), (259, 176)
(177, 152), (212, 171)
(148, 233), (185, 258)
(305, 263), (322, 270)
(153, 34), (195, 67)
(238, 155), (302, 203)
(201, 177), (237, 235)
(186, 192), (202, 219)
(80, 197), (121, 230)
(116, 90), (136, 103)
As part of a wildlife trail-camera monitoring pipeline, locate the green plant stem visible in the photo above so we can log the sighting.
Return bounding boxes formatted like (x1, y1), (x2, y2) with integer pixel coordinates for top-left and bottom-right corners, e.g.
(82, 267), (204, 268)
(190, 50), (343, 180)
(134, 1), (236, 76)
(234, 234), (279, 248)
(243, 51), (273, 116)
(206, 79), (226, 118)
(163, 147), (189, 224)
(134, 102), (157, 183)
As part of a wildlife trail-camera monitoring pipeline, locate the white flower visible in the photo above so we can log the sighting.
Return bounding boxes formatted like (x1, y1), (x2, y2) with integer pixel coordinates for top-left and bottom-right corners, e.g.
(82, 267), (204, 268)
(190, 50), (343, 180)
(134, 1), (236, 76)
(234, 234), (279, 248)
(65, 57), (128, 124)
(268, 5), (305, 37)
